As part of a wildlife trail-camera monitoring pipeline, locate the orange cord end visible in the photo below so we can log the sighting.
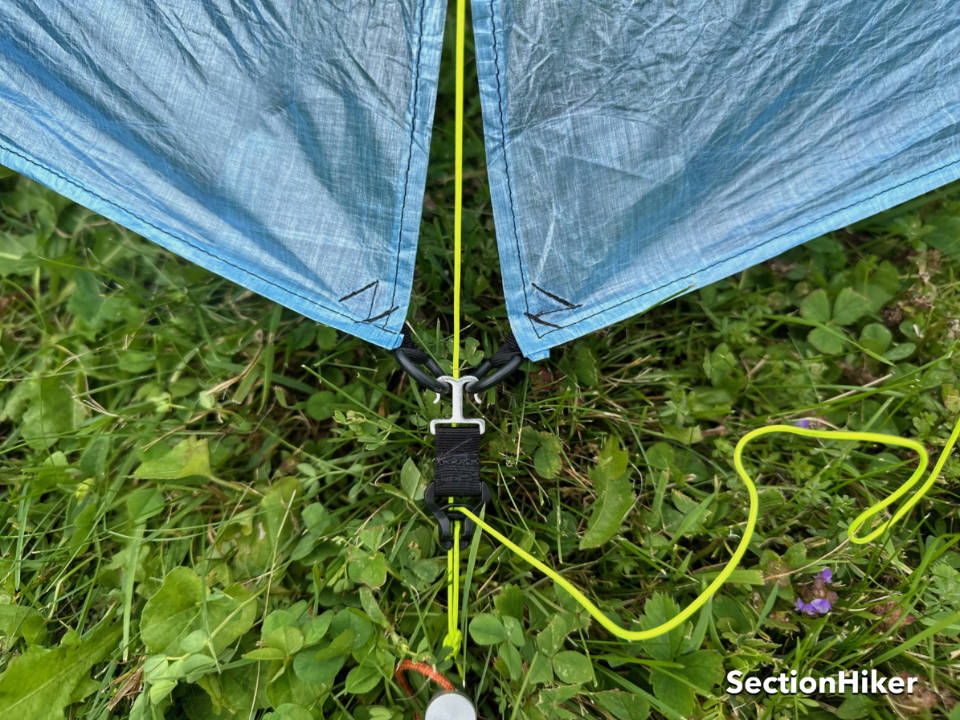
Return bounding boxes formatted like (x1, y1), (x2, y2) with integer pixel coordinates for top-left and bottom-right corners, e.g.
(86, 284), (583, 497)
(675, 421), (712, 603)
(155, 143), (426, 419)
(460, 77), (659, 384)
(395, 660), (455, 719)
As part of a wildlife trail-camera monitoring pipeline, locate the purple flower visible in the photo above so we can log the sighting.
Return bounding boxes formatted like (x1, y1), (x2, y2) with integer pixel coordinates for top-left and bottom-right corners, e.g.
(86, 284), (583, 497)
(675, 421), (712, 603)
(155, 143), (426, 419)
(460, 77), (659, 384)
(793, 418), (813, 429)
(810, 598), (832, 613)
(795, 597), (832, 616)
(795, 569), (837, 616)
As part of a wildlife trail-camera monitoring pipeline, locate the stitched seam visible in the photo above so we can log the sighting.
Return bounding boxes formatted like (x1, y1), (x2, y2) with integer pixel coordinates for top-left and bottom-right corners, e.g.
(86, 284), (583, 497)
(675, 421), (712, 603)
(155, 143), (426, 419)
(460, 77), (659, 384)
(390, 0), (426, 315)
(531, 282), (581, 309)
(339, 280), (378, 302)
(364, 305), (398, 323)
(524, 313), (562, 329)
(338, 279), (398, 324)
(489, 0), (540, 337)
(0, 139), (408, 334)
(534, 155), (960, 339)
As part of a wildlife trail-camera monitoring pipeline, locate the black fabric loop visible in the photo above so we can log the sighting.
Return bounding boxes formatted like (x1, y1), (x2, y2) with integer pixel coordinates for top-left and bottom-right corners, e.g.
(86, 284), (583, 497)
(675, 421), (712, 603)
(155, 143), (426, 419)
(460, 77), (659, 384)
(434, 425), (483, 497)
(488, 333), (521, 368)
(394, 331), (447, 392)
(399, 331), (432, 364)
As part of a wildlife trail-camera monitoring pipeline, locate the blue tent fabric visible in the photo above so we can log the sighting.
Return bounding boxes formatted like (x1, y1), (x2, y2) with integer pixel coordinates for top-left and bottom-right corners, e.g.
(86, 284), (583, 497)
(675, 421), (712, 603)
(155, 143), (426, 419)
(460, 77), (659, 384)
(475, 0), (960, 359)
(0, 1), (446, 349)
(2, 2), (960, 360)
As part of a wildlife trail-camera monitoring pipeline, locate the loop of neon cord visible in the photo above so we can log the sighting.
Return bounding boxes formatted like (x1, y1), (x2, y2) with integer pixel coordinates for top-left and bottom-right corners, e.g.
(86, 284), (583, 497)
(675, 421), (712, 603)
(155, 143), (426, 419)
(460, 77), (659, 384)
(455, 415), (960, 641)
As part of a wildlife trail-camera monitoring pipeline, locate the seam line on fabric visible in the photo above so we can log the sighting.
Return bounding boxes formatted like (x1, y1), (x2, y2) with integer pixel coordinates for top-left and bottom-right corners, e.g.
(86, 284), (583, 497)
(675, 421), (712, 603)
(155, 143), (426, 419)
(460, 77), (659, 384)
(0, 140), (405, 332)
(531, 282), (581, 309)
(524, 312), (562, 329)
(534, 155), (960, 338)
(363, 305), (398, 323)
(488, 0), (539, 337)
(390, 0), (427, 312)
(339, 280), (378, 302)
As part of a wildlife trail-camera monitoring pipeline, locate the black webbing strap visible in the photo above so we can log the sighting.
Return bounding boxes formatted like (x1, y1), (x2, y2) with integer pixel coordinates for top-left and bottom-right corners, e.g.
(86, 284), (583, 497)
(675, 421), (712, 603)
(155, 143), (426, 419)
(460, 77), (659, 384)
(434, 426), (483, 497)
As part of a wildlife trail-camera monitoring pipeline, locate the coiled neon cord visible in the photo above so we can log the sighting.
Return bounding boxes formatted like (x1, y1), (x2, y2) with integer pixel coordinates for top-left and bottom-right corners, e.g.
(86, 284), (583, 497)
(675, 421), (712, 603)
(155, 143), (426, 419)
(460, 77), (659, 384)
(455, 415), (960, 641)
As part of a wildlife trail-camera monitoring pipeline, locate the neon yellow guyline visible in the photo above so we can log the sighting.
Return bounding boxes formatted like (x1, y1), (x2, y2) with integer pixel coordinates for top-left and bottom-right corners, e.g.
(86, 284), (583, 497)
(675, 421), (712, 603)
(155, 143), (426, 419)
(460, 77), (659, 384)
(455, 417), (960, 641)
(443, 0), (960, 647)
(441, 0), (468, 662)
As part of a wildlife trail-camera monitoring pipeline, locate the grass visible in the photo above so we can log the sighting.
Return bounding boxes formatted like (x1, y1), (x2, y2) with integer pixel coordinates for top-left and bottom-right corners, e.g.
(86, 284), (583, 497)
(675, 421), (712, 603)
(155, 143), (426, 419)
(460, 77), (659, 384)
(2, 7), (960, 720)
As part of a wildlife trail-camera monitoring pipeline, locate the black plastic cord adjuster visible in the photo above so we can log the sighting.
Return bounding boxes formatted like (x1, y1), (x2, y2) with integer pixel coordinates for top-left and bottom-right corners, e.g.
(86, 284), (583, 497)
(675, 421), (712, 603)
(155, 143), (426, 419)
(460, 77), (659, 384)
(424, 481), (491, 551)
